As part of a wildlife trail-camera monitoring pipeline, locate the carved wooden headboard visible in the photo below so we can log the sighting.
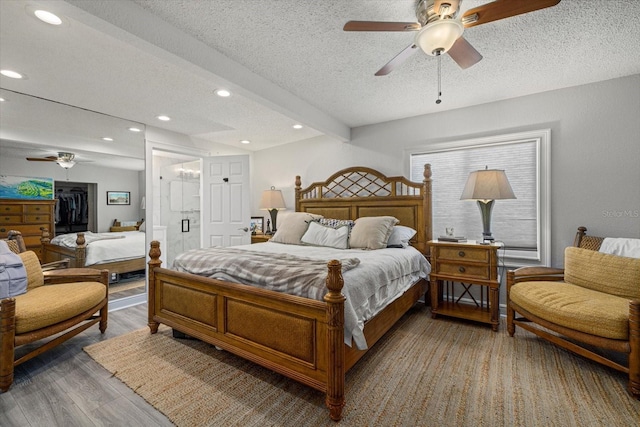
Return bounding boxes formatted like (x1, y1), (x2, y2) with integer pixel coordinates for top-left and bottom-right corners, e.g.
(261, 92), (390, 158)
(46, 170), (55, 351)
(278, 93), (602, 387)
(295, 165), (432, 255)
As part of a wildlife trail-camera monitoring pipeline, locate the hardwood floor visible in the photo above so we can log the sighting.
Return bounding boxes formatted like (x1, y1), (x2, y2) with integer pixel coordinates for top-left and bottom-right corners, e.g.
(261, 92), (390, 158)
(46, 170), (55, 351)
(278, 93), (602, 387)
(0, 304), (173, 427)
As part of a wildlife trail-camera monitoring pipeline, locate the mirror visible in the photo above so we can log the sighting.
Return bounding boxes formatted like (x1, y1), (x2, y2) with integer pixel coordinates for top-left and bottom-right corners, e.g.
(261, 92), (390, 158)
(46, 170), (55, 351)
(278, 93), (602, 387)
(0, 89), (147, 307)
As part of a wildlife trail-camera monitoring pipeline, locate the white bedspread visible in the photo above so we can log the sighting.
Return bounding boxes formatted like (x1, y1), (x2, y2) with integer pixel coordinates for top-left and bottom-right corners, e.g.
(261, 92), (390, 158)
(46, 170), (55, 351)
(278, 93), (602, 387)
(50, 231), (146, 266)
(204, 242), (431, 350)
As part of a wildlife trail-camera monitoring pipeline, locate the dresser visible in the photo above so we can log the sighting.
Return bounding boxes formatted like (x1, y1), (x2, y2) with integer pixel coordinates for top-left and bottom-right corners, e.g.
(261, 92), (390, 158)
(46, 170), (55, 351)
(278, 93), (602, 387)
(428, 240), (501, 331)
(0, 199), (56, 261)
(251, 234), (272, 243)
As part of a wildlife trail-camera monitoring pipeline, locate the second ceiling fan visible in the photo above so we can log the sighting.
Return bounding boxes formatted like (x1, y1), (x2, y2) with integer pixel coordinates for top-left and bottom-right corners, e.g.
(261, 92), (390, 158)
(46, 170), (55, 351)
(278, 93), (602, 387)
(344, 0), (561, 76)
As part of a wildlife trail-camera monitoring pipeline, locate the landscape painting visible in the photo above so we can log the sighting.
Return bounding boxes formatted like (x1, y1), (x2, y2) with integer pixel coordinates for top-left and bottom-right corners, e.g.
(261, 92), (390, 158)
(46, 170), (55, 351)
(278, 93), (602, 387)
(0, 175), (54, 200)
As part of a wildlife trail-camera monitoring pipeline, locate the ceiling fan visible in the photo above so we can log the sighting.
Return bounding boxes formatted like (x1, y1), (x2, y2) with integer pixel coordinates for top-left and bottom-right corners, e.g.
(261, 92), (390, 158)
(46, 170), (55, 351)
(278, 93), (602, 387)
(26, 152), (79, 169)
(344, 0), (562, 76)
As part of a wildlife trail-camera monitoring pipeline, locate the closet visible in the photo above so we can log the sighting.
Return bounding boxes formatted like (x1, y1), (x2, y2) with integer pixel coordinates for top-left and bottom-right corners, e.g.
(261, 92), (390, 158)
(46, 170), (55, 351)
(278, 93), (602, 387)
(54, 181), (96, 236)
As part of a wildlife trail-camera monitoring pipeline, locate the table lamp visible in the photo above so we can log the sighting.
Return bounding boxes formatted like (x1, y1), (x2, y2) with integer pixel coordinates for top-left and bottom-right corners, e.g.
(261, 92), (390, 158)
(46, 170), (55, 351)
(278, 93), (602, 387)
(259, 186), (286, 234)
(460, 167), (516, 242)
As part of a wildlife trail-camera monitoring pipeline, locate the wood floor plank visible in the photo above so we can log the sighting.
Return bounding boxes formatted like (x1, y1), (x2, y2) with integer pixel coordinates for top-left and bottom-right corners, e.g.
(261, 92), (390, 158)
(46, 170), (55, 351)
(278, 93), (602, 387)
(0, 303), (171, 426)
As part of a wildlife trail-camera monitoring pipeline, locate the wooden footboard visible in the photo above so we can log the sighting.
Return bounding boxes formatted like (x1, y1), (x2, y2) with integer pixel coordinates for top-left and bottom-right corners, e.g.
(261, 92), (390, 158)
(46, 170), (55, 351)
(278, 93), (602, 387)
(41, 231), (145, 276)
(147, 241), (426, 420)
(148, 241), (346, 419)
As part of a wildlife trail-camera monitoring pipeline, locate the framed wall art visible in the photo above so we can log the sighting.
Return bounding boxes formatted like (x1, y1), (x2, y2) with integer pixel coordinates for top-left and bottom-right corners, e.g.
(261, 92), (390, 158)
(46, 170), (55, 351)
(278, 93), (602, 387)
(107, 191), (130, 205)
(250, 216), (264, 234)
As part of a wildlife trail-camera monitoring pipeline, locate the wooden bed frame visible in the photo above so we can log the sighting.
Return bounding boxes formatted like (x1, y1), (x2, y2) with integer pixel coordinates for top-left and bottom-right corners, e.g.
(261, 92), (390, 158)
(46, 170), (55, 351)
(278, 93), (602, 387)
(40, 231), (146, 277)
(147, 165), (432, 421)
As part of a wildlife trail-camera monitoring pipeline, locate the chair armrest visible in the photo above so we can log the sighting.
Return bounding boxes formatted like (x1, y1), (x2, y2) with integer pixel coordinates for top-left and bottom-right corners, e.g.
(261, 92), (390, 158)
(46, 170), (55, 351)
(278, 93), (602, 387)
(508, 266), (565, 287)
(44, 268), (109, 286)
(40, 258), (70, 271)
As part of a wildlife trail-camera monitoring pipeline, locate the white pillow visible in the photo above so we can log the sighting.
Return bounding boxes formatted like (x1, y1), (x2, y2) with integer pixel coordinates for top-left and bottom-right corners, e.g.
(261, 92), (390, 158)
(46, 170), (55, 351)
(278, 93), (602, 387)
(270, 212), (323, 245)
(387, 225), (417, 248)
(301, 221), (350, 249)
(349, 216), (399, 250)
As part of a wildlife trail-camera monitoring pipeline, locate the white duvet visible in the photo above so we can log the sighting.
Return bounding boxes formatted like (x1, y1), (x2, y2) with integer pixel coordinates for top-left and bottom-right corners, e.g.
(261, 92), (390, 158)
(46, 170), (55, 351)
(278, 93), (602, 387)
(50, 231), (146, 266)
(227, 242), (431, 349)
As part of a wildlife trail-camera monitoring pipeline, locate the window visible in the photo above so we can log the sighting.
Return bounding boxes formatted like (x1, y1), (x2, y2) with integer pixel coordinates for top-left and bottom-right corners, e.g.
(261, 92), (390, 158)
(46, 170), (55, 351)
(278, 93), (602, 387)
(408, 129), (550, 266)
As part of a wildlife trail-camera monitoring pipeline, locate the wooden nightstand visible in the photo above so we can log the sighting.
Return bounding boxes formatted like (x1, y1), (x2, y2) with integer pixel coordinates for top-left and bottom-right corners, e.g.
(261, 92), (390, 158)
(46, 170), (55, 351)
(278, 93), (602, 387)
(251, 234), (272, 243)
(428, 240), (500, 331)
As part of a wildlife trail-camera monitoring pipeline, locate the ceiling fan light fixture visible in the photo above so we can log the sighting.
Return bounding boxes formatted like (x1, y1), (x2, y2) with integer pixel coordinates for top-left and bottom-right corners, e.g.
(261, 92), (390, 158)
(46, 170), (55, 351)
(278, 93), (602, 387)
(415, 19), (463, 56)
(57, 160), (75, 169)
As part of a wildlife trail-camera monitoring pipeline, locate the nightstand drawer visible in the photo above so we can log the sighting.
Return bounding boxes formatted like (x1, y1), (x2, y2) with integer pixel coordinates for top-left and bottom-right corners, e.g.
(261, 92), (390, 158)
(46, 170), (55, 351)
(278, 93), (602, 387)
(437, 246), (488, 262)
(436, 262), (490, 280)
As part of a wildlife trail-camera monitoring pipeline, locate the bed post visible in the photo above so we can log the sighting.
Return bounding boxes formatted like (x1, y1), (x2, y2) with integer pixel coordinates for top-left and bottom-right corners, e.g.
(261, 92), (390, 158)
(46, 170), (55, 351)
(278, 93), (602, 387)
(324, 259), (345, 421)
(148, 240), (162, 334)
(295, 175), (302, 213)
(75, 233), (87, 269)
(423, 163), (433, 258)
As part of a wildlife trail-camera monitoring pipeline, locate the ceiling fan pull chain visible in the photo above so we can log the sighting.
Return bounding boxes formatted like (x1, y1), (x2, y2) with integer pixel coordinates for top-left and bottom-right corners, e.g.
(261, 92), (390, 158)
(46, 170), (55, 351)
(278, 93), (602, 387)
(436, 49), (442, 104)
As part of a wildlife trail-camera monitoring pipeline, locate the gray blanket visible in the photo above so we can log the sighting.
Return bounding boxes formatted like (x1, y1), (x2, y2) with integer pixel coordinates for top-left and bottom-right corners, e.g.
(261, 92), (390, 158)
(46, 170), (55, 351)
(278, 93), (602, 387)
(173, 247), (360, 301)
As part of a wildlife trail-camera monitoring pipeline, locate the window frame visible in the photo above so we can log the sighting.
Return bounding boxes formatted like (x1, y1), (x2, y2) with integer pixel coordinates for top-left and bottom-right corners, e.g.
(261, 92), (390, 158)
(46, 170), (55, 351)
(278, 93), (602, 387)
(406, 129), (551, 267)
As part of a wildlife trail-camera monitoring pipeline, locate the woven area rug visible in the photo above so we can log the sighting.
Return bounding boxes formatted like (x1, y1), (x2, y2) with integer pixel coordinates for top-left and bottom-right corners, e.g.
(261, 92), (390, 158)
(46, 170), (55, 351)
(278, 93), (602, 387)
(84, 305), (639, 426)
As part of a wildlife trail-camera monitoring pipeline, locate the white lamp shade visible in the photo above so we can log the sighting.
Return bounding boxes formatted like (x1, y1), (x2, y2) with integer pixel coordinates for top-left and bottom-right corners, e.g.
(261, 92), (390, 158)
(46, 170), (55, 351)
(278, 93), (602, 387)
(259, 187), (286, 210)
(460, 169), (516, 201)
(415, 19), (464, 56)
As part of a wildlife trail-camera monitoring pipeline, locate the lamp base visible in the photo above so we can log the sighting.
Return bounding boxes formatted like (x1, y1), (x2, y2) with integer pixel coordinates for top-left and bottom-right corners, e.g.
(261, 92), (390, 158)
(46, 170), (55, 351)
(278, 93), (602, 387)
(268, 208), (278, 235)
(477, 200), (495, 242)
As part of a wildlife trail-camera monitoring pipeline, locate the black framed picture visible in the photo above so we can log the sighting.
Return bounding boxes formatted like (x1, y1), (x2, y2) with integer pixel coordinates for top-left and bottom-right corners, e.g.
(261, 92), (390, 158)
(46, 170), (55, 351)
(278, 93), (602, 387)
(250, 216), (264, 234)
(107, 191), (131, 205)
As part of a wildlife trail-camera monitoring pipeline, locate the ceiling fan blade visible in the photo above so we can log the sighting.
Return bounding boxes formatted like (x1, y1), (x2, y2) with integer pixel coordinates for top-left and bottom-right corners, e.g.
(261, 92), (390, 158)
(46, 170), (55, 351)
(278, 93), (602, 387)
(447, 37), (483, 69)
(375, 43), (420, 76)
(462, 0), (561, 28)
(344, 21), (421, 32)
(26, 156), (57, 161)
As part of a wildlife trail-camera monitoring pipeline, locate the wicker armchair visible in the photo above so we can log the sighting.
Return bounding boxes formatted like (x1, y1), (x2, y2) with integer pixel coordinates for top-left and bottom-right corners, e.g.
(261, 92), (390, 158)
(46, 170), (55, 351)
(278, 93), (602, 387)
(0, 249), (109, 392)
(507, 226), (640, 400)
(3, 230), (70, 271)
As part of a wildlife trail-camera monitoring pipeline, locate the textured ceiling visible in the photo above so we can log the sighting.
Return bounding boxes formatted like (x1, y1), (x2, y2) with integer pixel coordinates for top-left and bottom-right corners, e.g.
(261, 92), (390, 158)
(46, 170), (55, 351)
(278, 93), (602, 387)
(1, 0), (639, 169)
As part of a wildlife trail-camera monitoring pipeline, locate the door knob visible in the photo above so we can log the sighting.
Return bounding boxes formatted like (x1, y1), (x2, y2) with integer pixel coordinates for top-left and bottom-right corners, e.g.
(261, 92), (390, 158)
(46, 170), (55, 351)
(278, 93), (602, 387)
(238, 227), (248, 232)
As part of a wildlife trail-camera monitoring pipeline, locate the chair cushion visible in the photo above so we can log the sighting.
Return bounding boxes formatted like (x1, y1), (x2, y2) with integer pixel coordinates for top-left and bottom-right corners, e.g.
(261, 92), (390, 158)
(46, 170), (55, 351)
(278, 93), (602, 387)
(564, 246), (640, 300)
(510, 281), (630, 340)
(13, 282), (106, 334)
(18, 251), (43, 291)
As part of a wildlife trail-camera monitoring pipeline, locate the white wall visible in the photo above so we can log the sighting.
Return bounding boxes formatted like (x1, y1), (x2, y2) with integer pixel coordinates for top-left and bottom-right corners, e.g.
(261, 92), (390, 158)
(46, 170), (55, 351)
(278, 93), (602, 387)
(253, 74), (640, 268)
(0, 157), (141, 232)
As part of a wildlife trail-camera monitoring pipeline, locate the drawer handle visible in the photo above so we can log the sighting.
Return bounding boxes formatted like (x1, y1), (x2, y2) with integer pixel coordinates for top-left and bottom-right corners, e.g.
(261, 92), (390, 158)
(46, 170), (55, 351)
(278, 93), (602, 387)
(35, 207), (41, 211)
(3, 207), (9, 211)
(0, 228), (5, 232)
(35, 217), (40, 220)
(458, 251), (465, 257)
(458, 266), (466, 273)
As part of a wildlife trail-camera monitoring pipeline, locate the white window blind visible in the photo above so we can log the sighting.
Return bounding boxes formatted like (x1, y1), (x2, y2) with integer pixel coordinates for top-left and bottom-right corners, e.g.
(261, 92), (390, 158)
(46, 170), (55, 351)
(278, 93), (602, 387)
(408, 130), (550, 265)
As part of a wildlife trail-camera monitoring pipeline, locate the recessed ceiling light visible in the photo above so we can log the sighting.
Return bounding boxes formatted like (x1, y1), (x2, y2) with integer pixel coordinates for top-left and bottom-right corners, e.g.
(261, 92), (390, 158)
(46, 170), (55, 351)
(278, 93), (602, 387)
(240, 140), (251, 144)
(292, 124), (303, 129)
(128, 127), (142, 132)
(216, 89), (231, 97)
(102, 137), (114, 142)
(157, 115), (171, 121)
(0, 98), (5, 102)
(1, 70), (24, 79)
(34, 10), (62, 25)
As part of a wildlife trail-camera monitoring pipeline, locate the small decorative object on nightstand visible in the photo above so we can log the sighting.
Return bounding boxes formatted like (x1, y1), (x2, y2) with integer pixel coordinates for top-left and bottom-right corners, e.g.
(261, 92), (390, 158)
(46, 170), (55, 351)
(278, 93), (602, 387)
(429, 240), (500, 331)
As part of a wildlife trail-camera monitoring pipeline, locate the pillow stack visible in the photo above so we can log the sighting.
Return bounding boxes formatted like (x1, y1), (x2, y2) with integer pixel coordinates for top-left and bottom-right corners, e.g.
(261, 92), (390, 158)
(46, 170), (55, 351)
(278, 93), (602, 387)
(271, 213), (415, 250)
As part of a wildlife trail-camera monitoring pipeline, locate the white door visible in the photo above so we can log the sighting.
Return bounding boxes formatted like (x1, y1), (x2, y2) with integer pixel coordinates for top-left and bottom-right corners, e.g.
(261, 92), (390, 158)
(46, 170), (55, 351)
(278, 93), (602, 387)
(202, 155), (251, 247)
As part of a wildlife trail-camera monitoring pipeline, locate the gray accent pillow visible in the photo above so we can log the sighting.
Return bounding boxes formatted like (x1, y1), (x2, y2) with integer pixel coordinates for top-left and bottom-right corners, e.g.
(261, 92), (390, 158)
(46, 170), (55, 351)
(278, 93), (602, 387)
(349, 216), (399, 250)
(270, 212), (323, 245)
